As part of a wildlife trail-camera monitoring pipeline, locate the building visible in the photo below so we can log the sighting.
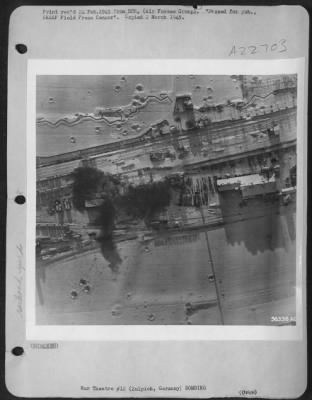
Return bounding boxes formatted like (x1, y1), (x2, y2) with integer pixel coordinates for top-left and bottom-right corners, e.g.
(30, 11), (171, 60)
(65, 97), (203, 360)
(217, 173), (277, 198)
(173, 94), (195, 131)
(151, 119), (170, 135)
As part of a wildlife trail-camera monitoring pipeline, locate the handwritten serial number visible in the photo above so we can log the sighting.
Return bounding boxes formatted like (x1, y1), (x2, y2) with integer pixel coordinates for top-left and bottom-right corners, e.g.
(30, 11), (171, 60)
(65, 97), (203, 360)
(229, 39), (287, 56)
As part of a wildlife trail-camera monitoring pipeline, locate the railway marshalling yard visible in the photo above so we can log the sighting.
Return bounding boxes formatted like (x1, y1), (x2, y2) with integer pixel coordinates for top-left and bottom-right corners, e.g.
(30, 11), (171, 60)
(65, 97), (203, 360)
(36, 81), (297, 326)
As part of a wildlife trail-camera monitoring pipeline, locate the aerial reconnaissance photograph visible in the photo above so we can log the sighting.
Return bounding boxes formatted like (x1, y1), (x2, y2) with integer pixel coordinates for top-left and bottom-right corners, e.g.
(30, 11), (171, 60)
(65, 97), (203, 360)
(36, 74), (297, 325)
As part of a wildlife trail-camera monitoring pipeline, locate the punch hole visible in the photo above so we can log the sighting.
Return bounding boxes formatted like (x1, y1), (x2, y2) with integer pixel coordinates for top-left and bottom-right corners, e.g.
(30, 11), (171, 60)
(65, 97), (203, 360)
(193, 4), (198, 9)
(12, 346), (24, 356)
(15, 44), (27, 54)
(15, 195), (26, 205)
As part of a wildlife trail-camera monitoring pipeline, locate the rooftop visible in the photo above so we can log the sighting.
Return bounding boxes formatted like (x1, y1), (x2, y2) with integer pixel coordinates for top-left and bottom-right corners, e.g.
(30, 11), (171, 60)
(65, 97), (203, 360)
(217, 173), (275, 188)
